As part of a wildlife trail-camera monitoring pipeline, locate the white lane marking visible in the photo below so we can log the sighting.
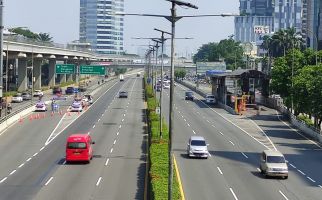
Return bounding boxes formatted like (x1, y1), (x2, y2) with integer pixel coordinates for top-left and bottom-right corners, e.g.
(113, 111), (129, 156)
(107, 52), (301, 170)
(276, 111), (322, 148)
(98, 118), (101, 122)
(9, 170), (16, 175)
(229, 141), (235, 146)
(192, 130), (196, 135)
(307, 177), (316, 183)
(116, 132), (119, 136)
(96, 177), (102, 186)
(92, 125), (96, 129)
(212, 125), (216, 128)
(39, 147), (45, 151)
(178, 111), (181, 114)
(229, 188), (239, 200)
(318, 185), (322, 189)
(45, 81), (119, 146)
(113, 140), (116, 145)
(102, 113), (104, 116)
(187, 123), (190, 127)
(122, 119), (124, 122)
(26, 158), (32, 162)
(181, 115), (184, 118)
(119, 125), (122, 128)
(197, 112), (200, 114)
(63, 161), (66, 165)
(0, 177), (8, 183)
(279, 190), (289, 200)
(110, 148), (113, 153)
(123, 114), (126, 117)
(45, 177), (54, 186)
(183, 119), (186, 122)
(298, 170), (306, 175)
(33, 152), (38, 157)
(206, 120), (210, 123)
(217, 167), (223, 175)
(105, 158), (110, 166)
(88, 132), (91, 135)
(18, 163), (24, 168)
(219, 131), (224, 136)
(256, 168), (261, 172)
(241, 152), (248, 158)
(289, 163), (296, 169)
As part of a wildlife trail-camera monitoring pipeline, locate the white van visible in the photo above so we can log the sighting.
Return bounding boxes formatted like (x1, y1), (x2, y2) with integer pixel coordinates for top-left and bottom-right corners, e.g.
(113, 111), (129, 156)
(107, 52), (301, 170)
(119, 74), (124, 81)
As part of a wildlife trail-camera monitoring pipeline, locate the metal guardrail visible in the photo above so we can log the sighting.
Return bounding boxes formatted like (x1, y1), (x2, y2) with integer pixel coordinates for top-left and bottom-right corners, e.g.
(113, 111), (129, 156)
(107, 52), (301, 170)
(0, 103), (34, 124)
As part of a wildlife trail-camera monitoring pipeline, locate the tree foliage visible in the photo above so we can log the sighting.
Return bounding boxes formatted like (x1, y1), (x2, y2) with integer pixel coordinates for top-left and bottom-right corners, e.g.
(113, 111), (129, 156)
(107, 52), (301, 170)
(37, 33), (53, 42)
(174, 69), (186, 79)
(193, 38), (244, 70)
(9, 27), (53, 43)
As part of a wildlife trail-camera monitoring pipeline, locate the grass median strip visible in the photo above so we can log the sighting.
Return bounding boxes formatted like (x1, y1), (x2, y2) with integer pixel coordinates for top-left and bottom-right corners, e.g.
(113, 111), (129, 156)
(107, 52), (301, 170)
(145, 78), (181, 200)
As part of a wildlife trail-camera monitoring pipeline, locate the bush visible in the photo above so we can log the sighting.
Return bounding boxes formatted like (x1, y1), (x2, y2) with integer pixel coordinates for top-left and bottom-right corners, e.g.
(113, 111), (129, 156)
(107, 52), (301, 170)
(3, 91), (18, 97)
(59, 81), (75, 88)
(297, 114), (314, 127)
(145, 76), (181, 200)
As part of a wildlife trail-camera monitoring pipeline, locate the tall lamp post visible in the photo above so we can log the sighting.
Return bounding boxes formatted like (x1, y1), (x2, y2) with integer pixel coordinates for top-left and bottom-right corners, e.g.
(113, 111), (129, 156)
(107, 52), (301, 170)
(111, 2), (238, 198)
(0, 0), (4, 98)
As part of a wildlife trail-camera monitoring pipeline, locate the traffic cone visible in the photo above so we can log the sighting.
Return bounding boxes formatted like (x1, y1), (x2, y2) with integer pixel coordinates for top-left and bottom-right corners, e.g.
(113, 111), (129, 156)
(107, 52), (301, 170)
(19, 116), (24, 123)
(29, 115), (33, 121)
(42, 113), (46, 118)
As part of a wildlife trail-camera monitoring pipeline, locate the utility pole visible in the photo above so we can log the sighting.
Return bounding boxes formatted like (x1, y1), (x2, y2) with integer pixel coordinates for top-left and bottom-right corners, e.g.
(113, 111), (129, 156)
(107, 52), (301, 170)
(0, 0), (4, 98)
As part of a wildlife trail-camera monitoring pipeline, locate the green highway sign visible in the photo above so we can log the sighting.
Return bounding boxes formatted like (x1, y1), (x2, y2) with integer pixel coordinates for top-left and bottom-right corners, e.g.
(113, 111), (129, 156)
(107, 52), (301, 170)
(80, 65), (105, 75)
(55, 64), (75, 74)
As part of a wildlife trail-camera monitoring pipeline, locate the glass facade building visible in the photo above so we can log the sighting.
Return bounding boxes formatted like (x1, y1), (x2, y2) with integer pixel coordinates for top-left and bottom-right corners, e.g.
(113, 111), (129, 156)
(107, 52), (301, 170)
(80, 0), (124, 54)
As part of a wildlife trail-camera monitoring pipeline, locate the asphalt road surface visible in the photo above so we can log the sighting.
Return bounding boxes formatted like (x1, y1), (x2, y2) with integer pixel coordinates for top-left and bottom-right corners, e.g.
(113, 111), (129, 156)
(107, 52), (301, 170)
(0, 71), (146, 200)
(159, 82), (322, 200)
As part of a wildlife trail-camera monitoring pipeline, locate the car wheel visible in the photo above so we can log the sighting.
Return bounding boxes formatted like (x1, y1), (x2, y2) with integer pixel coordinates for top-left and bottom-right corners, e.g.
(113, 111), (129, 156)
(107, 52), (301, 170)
(284, 176), (288, 179)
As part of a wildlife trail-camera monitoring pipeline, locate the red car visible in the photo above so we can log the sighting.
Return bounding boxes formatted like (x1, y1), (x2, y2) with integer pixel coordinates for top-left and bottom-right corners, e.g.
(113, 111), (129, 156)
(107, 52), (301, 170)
(65, 134), (95, 163)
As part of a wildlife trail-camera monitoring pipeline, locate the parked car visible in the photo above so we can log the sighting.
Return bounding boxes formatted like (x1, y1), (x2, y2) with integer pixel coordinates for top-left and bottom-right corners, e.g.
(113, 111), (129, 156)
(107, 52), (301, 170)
(22, 92), (32, 100)
(187, 136), (209, 159)
(70, 101), (83, 112)
(33, 90), (43, 97)
(65, 134), (95, 163)
(260, 150), (288, 179)
(65, 87), (76, 95)
(119, 91), (128, 98)
(185, 91), (194, 101)
(205, 94), (216, 104)
(12, 93), (23, 103)
(53, 86), (62, 95)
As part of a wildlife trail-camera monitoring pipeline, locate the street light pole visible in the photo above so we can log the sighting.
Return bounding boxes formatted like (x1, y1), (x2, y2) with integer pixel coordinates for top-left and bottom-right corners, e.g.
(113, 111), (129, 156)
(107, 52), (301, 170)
(0, 0), (4, 98)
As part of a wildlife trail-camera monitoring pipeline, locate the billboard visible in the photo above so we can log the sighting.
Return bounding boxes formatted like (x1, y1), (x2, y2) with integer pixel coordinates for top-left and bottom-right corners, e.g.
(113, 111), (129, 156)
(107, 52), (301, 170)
(196, 62), (226, 75)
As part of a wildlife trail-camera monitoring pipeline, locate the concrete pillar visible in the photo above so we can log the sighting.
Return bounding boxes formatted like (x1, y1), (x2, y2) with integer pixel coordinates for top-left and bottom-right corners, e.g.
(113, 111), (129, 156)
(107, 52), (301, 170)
(66, 74), (73, 82)
(48, 59), (56, 87)
(33, 59), (42, 90)
(59, 74), (66, 84)
(17, 58), (28, 92)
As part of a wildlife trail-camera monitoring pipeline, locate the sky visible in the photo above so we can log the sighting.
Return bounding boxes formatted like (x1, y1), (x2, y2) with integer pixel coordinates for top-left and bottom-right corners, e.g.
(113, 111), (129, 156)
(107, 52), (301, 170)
(4, 0), (239, 56)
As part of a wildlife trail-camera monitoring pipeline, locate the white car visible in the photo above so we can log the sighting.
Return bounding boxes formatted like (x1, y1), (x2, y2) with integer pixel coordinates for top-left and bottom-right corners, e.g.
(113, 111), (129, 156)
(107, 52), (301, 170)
(12, 94), (23, 103)
(35, 101), (47, 112)
(205, 95), (216, 104)
(70, 101), (83, 112)
(33, 90), (44, 97)
(187, 136), (209, 159)
(163, 83), (170, 89)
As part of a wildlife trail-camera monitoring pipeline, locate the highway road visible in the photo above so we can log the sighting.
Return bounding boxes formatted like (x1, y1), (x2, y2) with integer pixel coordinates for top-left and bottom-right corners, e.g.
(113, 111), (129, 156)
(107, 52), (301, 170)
(0, 70), (146, 200)
(160, 82), (322, 200)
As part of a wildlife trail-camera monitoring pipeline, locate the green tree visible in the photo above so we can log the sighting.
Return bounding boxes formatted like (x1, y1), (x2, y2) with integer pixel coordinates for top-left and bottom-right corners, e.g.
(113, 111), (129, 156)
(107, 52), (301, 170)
(37, 32), (53, 42)
(174, 69), (186, 79)
(9, 27), (38, 40)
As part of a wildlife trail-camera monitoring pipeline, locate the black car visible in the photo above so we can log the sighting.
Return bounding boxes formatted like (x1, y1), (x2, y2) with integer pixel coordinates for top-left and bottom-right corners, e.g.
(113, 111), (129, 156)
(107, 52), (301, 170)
(53, 86), (62, 95)
(185, 91), (194, 101)
(119, 91), (128, 98)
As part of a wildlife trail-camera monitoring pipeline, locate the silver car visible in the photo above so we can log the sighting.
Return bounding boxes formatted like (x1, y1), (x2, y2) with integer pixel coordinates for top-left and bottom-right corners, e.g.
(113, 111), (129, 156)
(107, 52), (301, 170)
(187, 136), (209, 159)
(260, 150), (288, 179)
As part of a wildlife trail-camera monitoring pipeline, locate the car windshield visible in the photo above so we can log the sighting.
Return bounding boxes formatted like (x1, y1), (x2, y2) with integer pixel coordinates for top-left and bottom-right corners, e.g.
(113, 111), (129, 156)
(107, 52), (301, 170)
(67, 142), (86, 149)
(267, 156), (285, 163)
(207, 95), (214, 98)
(186, 92), (193, 96)
(191, 140), (206, 146)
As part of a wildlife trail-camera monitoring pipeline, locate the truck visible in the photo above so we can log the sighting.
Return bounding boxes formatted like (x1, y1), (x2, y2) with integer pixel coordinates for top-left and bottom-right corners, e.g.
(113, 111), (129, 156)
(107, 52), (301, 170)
(78, 81), (87, 92)
(119, 74), (124, 81)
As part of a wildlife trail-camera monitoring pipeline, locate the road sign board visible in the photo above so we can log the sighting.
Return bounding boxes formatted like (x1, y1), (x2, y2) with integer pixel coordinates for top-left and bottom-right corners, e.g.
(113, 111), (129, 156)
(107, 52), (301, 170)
(55, 64), (75, 74)
(80, 65), (105, 75)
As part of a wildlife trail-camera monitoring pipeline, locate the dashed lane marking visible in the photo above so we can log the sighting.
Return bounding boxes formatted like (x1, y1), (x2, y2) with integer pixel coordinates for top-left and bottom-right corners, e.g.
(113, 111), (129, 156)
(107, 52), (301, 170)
(229, 141), (235, 146)
(192, 130), (196, 135)
(96, 177), (102, 186)
(298, 170), (305, 175)
(0, 177), (8, 184)
(307, 177), (316, 183)
(18, 163), (24, 168)
(217, 167), (223, 175)
(229, 188), (239, 200)
(105, 158), (110, 166)
(9, 170), (16, 175)
(113, 140), (116, 145)
(92, 125), (96, 129)
(241, 152), (248, 158)
(39, 147), (45, 151)
(289, 163), (296, 169)
(26, 158), (32, 162)
(279, 190), (289, 200)
(45, 177), (54, 186)
(110, 148), (113, 153)
(116, 132), (119, 136)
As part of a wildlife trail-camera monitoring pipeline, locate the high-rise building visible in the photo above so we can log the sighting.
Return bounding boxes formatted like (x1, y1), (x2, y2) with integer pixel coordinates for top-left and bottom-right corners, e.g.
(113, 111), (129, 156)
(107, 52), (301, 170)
(240, 0), (274, 16)
(273, 0), (302, 33)
(303, 0), (321, 50)
(80, 0), (124, 54)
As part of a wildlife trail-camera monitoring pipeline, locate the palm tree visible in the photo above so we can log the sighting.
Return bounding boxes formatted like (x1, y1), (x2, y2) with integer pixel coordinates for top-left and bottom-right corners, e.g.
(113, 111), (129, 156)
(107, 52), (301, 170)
(37, 33), (53, 42)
